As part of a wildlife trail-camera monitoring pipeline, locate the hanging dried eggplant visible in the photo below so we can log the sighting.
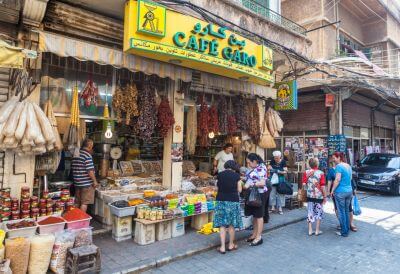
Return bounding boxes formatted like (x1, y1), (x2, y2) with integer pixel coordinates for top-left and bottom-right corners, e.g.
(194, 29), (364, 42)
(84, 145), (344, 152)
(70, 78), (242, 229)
(186, 106), (197, 155)
(233, 97), (246, 131)
(218, 96), (228, 135)
(157, 97), (175, 138)
(198, 98), (209, 147)
(208, 105), (219, 134)
(137, 84), (157, 141)
(227, 115), (237, 134)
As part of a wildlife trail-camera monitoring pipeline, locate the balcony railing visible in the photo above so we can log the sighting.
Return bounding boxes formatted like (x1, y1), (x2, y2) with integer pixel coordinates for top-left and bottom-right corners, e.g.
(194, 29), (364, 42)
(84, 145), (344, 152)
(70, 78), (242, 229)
(240, 0), (306, 35)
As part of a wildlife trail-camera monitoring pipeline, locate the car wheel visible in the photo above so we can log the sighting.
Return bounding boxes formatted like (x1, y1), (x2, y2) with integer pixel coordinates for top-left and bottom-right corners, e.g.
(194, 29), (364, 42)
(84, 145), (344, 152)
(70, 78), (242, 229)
(391, 182), (400, 196)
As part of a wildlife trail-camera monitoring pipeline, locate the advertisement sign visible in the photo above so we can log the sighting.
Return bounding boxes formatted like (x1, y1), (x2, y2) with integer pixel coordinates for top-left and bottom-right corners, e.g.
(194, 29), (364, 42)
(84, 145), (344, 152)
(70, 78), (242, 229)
(124, 0), (274, 85)
(274, 80), (298, 110)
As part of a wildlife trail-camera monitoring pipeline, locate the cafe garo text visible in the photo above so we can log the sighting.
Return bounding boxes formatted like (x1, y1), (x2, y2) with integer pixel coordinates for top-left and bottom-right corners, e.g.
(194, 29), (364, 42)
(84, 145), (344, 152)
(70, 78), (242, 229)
(124, 0), (274, 85)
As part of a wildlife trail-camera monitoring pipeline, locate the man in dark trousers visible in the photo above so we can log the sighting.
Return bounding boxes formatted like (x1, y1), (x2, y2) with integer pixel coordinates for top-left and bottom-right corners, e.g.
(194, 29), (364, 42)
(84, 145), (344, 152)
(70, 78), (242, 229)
(71, 139), (98, 213)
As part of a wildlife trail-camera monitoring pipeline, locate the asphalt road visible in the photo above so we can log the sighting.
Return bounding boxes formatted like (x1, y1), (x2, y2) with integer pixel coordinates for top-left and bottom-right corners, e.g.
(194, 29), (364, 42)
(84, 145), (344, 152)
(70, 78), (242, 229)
(145, 191), (400, 274)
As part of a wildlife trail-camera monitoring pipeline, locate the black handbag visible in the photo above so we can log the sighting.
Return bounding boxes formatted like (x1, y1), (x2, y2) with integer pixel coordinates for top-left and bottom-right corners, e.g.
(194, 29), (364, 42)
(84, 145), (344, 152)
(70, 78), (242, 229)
(277, 179), (293, 195)
(246, 187), (263, 207)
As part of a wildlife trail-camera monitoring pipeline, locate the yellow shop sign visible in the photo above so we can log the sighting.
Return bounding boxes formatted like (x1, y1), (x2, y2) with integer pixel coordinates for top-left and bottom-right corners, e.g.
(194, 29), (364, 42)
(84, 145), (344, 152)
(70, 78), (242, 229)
(124, 0), (274, 85)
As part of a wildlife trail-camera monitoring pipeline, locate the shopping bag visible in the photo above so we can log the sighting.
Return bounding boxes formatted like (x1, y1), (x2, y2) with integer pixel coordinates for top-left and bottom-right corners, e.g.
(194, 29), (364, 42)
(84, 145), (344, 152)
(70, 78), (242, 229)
(271, 173), (279, 185)
(298, 187), (307, 202)
(353, 195), (362, 216)
(246, 187), (262, 207)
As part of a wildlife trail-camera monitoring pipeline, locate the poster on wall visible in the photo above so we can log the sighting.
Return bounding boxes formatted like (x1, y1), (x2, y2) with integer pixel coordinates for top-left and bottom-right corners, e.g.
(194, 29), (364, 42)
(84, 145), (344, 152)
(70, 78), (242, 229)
(274, 80), (298, 111)
(171, 143), (183, 162)
(327, 134), (347, 155)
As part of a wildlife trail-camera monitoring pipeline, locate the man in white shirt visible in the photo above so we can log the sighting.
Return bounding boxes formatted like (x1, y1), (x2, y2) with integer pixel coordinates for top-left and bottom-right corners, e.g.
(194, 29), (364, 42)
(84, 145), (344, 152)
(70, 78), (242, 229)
(213, 143), (234, 174)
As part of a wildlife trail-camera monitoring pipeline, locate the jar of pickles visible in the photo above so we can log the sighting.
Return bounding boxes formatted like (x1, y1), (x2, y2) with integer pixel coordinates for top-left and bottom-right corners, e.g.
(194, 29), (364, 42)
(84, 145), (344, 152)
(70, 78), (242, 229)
(11, 210), (20, 220)
(11, 198), (19, 208)
(156, 209), (163, 220)
(46, 198), (53, 208)
(1, 188), (11, 198)
(21, 198), (31, 210)
(66, 201), (74, 211)
(21, 187), (30, 199)
(31, 196), (38, 208)
(3, 197), (11, 208)
(47, 207), (53, 216)
(39, 198), (47, 208)
(42, 191), (49, 199)
(40, 208), (47, 217)
(21, 209), (30, 219)
(150, 209), (157, 221)
(31, 208), (39, 218)
(60, 189), (70, 202)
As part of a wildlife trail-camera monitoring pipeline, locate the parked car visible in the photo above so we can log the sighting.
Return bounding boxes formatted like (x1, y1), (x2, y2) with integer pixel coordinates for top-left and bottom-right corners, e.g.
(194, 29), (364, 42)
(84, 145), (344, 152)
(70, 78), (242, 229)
(353, 153), (400, 196)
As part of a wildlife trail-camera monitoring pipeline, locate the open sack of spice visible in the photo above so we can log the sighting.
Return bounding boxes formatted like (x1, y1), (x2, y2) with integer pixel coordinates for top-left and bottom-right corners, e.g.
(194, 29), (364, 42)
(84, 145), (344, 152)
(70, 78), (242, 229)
(0, 96), (60, 155)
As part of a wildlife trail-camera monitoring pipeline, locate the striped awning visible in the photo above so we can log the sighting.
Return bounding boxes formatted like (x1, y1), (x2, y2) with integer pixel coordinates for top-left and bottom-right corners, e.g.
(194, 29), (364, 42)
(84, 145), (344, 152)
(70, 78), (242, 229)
(38, 32), (192, 82)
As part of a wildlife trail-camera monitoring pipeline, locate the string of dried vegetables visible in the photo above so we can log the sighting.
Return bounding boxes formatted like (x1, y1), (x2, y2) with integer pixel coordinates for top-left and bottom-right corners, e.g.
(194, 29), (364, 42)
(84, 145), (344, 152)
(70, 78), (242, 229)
(208, 105), (219, 134)
(248, 99), (261, 143)
(218, 96), (228, 135)
(227, 98), (237, 134)
(233, 97), (246, 131)
(186, 106), (197, 155)
(157, 97), (175, 138)
(137, 83), (157, 141)
(122, 83), (139, 125)
(112, 85), (124, 123)
(198, 98), (209, 147)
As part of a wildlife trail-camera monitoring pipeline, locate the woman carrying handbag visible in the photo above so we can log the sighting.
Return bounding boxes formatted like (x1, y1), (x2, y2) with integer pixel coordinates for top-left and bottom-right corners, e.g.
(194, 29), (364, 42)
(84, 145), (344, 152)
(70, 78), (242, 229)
(243, 153), (268, 247)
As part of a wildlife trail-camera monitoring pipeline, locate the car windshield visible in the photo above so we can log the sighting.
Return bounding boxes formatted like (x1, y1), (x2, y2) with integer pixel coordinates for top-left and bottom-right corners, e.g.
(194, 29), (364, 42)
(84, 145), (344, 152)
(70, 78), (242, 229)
(361, 155), (400, 168)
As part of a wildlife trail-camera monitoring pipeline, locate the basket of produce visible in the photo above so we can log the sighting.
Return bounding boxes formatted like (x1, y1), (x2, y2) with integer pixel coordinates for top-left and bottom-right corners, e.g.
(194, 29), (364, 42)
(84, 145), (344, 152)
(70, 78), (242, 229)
(109, 200), (136, 217)
(63, 209), (92, 230)
(37, 216), (66, 235)
(3, 219), (38, 238)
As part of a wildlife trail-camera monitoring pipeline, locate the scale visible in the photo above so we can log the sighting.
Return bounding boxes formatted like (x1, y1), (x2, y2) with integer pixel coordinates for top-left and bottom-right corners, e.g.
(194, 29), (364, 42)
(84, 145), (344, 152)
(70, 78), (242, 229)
(110, 147), (122, 170)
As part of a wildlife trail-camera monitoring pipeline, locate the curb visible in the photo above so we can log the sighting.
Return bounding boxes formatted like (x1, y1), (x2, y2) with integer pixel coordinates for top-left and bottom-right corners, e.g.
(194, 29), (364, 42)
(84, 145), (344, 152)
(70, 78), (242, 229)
(117, 212), (305, 274)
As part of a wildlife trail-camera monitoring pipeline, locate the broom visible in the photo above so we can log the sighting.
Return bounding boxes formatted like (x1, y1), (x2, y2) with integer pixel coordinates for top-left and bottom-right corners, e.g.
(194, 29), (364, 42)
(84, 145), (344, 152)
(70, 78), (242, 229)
(258, 117), (276, 149)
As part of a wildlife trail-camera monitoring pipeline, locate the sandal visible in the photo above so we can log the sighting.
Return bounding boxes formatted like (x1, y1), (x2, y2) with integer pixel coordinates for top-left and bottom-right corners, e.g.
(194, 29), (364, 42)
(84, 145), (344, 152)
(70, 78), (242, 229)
(315, 231), (323, 236)
(350, 226), (358, 232)
(217, 248), (226, 254)
(227, 244), (238, 251)
(308, 231), (314, 236)
(246, 237), (255, 243)
(250, 238), (263, 246)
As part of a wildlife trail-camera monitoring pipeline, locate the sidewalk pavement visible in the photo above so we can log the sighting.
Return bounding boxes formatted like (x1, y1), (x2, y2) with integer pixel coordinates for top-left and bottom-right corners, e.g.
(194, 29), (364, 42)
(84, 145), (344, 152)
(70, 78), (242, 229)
(94, 207), (306, 274)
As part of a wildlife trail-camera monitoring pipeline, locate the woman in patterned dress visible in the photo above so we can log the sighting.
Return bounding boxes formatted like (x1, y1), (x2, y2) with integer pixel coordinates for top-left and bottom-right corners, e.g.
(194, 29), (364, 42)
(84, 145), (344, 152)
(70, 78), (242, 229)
(302, 158), (327, 236)
(214, 160), (243, 254)
(244, 153), (268, 246)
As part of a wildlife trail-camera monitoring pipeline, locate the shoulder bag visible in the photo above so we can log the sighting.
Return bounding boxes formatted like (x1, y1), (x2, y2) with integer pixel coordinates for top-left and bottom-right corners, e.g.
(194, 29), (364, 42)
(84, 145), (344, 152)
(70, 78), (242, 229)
(277, 175), (293, 195)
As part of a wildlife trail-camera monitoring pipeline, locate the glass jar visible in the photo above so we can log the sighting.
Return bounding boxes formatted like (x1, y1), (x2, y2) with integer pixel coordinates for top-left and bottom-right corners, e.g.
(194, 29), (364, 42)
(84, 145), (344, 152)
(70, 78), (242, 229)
(60, 189), (70, 202)
(31, 196), (39, 208)
(21, 209), (30, 219)
(21, 187), (30, 199)
(30, 208), (39, 218)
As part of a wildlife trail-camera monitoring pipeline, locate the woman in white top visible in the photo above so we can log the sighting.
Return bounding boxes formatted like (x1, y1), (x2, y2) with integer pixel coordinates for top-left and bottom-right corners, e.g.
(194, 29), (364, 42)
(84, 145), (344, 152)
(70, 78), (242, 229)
(213, 143), (234, 174)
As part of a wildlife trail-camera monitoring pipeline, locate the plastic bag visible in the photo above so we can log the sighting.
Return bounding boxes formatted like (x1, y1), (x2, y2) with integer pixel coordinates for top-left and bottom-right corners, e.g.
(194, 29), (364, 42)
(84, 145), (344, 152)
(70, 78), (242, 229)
(353, 195), (362, 216)
(50, 230), (76, 274)
(271, 173), (279, 185)
(246, 187), (262, 207)
(73, 228), (93, 247)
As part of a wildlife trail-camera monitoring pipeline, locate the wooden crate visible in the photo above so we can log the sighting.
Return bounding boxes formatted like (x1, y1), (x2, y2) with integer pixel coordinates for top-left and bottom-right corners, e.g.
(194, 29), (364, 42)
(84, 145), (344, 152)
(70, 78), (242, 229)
(191, 213), (209, 230)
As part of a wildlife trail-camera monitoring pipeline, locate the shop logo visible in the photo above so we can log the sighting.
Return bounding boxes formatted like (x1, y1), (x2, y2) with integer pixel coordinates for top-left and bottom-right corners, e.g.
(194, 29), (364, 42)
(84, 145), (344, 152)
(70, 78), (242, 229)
(274, 80), (298, 111)
(137, 0), (166, 37)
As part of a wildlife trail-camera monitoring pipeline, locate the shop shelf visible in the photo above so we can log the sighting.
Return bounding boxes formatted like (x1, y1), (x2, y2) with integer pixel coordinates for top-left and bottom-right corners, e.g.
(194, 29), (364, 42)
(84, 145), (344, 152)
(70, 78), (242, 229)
(3, 219), (38, 238)
(109, 204), (136, 217)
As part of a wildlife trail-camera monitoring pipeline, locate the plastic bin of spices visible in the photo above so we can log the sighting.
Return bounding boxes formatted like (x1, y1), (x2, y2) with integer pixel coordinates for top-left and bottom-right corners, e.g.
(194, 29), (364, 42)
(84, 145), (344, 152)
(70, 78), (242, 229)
(37, 216), (66, 235)
(63, 208), (92, 229)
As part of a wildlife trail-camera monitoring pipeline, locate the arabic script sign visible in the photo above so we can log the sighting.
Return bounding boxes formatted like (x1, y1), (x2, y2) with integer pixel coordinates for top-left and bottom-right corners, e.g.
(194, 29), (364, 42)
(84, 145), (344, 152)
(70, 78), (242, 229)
(124, 0), (273, 85)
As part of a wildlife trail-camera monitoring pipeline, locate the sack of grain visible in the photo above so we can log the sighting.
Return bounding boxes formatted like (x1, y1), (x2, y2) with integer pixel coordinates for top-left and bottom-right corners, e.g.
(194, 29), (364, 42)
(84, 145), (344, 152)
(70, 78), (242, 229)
(5, 237), (31, 274)
(50, 230), (75, 274)
(28, 234), (55, 274)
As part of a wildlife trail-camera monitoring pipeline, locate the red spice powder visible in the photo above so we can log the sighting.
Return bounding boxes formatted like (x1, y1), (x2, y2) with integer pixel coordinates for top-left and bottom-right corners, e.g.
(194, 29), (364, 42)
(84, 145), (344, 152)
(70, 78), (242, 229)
(38, 216), (64, 225)
(63, 208), (90, 221)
